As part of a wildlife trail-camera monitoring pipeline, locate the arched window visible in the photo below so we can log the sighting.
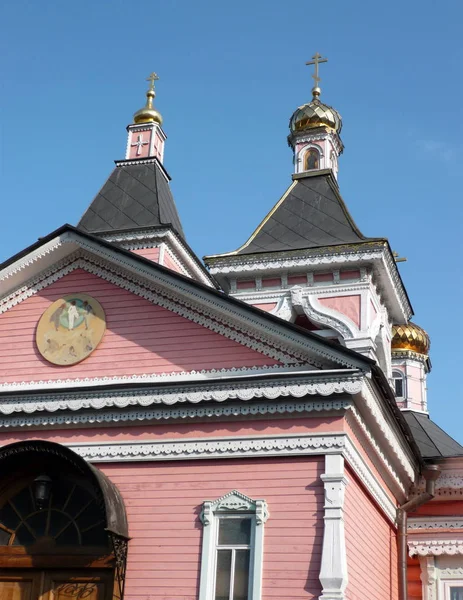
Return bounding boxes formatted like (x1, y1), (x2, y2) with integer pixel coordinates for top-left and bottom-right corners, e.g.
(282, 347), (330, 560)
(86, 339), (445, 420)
(304, 148), (321, 171)
(392, 370), (406, 399)
(0, 477), (107, 547)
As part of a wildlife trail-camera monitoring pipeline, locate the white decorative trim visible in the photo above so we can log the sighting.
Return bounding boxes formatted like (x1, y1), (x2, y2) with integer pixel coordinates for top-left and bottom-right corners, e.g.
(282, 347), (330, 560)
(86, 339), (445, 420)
(346, 405), (407, 494)
(291, 287), (356, 339)
(409, 540), (463, 556)
(63, 432), (397, 522)
(360, 378), (416, 480)
(415, 472), (463, 497)
(319, 454), (349, 600)
(409, 518), (463, 531)
(0, 375), (361, 413)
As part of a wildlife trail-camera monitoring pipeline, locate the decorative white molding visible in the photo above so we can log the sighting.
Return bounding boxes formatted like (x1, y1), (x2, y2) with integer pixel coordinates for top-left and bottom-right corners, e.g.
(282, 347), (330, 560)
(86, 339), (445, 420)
(0, 375), (360, 413)
(319, 454), (349, 600)
(409, 540), (463, 556)
(415, 472), (463, 497)
(409, 518), (463, 531)
(346, 405), (407, 495)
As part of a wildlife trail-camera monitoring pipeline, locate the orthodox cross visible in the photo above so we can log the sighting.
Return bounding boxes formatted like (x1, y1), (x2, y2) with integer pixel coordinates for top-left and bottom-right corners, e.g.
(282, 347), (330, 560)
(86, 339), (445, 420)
(146, 72), (159, 91)
(131, 134), (149, 156)
(306, 53), (328, 90)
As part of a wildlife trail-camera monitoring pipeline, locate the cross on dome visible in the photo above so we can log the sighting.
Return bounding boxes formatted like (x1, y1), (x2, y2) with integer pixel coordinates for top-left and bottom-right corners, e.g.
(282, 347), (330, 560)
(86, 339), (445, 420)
(305, 52), (328, 98)
(146, 72), (159, 92)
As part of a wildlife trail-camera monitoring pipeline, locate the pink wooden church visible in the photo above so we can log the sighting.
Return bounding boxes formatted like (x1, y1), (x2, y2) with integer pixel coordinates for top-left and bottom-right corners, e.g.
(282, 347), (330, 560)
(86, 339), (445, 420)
(0, 58), (462, 600)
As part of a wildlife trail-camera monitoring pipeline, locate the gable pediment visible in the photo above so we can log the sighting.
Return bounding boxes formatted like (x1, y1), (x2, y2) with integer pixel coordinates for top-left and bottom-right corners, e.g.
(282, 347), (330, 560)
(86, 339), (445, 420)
(0, 227), (370, 392)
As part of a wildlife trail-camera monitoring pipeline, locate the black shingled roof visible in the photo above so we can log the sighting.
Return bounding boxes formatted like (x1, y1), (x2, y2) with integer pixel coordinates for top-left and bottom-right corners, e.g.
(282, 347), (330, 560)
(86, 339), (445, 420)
(77, 160), (184, 237)
(235, 170), (380, 255)
(403, 411), (463, 459)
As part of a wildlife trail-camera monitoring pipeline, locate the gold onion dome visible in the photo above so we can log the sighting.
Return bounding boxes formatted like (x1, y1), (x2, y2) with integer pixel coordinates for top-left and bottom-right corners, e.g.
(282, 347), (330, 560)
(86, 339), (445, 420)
(133, 72), (163, 125)
(391, 322), (430, 355)
(289, 94), (342, 134)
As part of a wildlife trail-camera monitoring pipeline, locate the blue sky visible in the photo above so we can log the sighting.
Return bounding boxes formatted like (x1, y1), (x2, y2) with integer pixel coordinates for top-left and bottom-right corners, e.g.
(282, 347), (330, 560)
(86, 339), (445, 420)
(1, 0), (462, 441)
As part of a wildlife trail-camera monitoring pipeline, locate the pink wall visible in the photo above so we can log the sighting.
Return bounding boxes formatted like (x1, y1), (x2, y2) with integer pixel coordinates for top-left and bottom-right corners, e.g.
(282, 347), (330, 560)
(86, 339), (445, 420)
(261, 278), (281, 289)
(344, 467), (398, 600)
(0, 416), (345, 447)
(163, 249), (187, 275)
(340, 271), (360, 281)
(318, 295), (361, 329)
(0, 269), (279, 385)
(100, 456), (324, 600)
(313, 273), (332, 283)
(131, 247), (160, 263)
(252, 303), (278, 312)
(128, 131), (151, 160)
(288, 275), (307, 285)
(236, 280), (255, 290)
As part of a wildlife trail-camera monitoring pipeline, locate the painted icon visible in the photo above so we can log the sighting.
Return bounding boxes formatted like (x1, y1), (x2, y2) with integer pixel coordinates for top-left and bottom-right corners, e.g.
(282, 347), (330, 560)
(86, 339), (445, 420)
(36, 294), (106, 365)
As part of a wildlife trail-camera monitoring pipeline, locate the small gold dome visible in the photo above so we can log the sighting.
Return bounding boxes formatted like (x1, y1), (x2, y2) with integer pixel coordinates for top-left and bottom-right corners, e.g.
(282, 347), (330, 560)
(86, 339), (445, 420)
(133, 89), (163, 125)
(391, 322), (430, 355)
(289, 96), (342, 134)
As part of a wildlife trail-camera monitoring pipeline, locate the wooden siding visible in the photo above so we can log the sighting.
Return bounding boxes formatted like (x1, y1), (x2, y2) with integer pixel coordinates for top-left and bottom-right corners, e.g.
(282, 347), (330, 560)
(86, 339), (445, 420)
(0, 269), (279, 384)
(100, 456), (324, 600)
(407, 556), (422, 600)
(130, 247), (161, 262)
(0, 416), (345, 447)
(344, 467), (398, 600)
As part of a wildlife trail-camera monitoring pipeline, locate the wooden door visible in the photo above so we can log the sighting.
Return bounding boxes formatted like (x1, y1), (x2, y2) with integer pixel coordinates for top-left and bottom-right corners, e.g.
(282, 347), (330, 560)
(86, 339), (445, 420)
(0, 572), (41, 600)
(0, 572), (112, 600)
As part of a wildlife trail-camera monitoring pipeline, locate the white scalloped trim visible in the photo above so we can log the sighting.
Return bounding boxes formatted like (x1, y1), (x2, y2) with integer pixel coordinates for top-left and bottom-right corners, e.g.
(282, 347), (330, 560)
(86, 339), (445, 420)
(409, 540), (463, 556)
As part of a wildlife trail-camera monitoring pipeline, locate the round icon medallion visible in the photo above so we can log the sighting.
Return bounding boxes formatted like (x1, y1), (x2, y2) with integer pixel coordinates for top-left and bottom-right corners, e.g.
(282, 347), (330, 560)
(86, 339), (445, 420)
(36, 294), (106, 366)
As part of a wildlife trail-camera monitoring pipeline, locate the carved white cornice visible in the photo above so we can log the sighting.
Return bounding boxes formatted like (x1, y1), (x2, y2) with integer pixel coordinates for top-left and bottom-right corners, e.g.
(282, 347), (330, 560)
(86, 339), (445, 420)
(208, 243), (411, 323)
(0, 374), (362, 413)
(409, 518), (463, 530)
(0, 398), (354, 428)
(64, 432), (396, 522)
(360, 377), (416, 481)
(415, 472), (463, 497)
(409, 540), (463, 556)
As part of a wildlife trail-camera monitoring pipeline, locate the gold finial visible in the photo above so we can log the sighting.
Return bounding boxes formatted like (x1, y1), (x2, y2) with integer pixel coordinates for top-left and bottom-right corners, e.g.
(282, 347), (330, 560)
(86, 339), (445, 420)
(133, 72), (163, 125)
(306, 52), (328, 99)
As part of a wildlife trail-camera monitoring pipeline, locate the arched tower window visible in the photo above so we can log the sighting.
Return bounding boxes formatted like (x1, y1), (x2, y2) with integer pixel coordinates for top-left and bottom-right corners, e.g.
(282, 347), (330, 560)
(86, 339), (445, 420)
(305, 148), (321, 171)
(392, 369), (406, 400)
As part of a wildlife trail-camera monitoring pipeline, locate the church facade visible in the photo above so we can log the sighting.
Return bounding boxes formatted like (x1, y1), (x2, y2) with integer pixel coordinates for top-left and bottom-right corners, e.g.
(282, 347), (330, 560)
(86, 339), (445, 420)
(0, 58), (462, 600)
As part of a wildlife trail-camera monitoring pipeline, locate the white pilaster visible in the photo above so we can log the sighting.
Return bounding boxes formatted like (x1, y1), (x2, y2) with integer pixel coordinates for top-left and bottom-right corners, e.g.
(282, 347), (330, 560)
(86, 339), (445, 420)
(419, 556), (437, 600)
(319, 453), (349, 600)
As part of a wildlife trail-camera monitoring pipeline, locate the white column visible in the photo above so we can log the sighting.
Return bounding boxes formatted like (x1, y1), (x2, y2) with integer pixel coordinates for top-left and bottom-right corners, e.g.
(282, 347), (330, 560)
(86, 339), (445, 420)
(420, 556), (437, 600)
(319, 454), (349, 600)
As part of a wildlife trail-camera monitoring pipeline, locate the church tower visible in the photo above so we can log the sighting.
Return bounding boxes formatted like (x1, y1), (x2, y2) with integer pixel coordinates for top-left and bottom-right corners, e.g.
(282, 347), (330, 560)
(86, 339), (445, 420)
(288, 53), (343, 179)
(204, 55), (413, 380)
(77, 74), (214, 287)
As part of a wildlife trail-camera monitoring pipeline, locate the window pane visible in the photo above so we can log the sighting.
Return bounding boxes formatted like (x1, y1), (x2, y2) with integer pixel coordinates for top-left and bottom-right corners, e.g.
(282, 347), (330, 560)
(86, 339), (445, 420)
(233, 549), (250, 600)
(215, 549), (232, 600)
(218, 518), (251, 545)
(394, 378), (403, 397)
(451, 587), (463, 600)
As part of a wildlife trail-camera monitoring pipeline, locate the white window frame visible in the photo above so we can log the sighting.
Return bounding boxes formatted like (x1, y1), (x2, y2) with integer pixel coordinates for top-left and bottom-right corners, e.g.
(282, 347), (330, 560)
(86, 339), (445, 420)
(199, 490), (269, 600)
(442, 580), (463, 599)
(392, 369), (406, 400)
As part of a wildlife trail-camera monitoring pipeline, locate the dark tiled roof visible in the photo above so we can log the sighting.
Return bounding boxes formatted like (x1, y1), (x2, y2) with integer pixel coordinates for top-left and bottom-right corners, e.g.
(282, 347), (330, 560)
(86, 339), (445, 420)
(236, 170), (375, 255)
(403, 411), (463, 459)
(77, 161), (184, 237)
